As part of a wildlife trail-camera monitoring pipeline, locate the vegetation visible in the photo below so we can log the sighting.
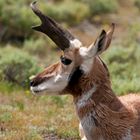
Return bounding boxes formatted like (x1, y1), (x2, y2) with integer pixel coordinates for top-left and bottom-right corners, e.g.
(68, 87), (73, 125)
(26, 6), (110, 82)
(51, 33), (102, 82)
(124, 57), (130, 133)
(0, 47), (41, 88)
(103, 44), (140, 94)
(42, 0), (90, 25)
(88, 0), (119, 15)
(0, 0), (140, 139)
(0, 0), (119, 40)
(0, 93), (78, 140)
(135, 0), (140, 10)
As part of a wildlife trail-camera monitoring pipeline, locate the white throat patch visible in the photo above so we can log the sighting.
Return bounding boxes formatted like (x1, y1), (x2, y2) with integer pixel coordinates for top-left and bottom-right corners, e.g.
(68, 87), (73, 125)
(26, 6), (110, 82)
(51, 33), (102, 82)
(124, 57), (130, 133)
(77, 85), (96, 109)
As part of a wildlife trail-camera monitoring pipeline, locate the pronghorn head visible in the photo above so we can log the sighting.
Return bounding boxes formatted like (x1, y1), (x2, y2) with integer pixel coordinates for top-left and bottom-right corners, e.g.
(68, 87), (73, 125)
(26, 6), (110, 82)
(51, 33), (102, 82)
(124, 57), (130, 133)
(30, 1), (115, 95)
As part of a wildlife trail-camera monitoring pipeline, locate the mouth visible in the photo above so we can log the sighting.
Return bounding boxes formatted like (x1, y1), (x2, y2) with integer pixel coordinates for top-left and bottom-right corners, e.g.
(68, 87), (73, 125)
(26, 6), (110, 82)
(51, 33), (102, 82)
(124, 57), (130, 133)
(30, 86), (60, 96)
(30, 86), (46, 95)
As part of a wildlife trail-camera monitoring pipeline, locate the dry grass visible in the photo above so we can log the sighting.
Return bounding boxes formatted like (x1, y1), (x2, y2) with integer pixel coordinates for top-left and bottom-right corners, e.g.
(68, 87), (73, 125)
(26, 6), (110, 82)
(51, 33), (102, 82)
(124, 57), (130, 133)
(0, 91), (79, 140)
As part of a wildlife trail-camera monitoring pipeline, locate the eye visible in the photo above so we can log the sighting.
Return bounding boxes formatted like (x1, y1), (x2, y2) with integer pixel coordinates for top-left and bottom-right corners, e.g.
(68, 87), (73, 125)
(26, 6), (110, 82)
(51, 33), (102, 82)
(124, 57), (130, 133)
(60, 56), (72, 65)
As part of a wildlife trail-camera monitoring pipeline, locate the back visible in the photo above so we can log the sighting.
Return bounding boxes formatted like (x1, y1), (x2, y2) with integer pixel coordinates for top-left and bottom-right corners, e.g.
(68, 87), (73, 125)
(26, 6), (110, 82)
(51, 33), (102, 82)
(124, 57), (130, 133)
(119, 94), (140, 135)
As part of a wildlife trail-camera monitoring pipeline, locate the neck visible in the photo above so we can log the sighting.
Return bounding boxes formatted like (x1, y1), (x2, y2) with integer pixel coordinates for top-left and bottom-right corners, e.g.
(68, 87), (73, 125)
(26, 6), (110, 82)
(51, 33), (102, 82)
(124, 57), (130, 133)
(64, 57), (134, 139)
(65, 56), (125, 116)
(74, 83), (134, 139)
(74, 82), (123, 118)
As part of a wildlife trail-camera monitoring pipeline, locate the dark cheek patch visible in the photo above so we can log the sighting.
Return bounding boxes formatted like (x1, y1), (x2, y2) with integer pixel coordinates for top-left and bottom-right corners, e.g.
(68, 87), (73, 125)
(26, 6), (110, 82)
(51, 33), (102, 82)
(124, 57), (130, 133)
(68, 67), (83, 86)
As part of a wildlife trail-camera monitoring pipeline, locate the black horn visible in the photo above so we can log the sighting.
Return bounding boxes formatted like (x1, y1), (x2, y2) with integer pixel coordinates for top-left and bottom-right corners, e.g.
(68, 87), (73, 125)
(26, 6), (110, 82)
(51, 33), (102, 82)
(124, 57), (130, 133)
(30, 1), (75, 50)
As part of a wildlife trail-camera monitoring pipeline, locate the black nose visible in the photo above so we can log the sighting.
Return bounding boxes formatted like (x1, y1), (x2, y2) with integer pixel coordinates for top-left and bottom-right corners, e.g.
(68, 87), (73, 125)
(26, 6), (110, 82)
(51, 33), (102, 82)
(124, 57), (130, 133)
(30, 78), (45, 87)
(30, 77), (46, 87)
(30, 80), (35, 87)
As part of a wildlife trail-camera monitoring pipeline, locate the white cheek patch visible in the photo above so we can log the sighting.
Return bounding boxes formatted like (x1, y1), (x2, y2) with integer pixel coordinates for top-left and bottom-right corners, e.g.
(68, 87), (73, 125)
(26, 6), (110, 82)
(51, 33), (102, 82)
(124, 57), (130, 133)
(54, 74), (62, 82)
(70, 39), (82, 48)
(31, 73), (70, 94)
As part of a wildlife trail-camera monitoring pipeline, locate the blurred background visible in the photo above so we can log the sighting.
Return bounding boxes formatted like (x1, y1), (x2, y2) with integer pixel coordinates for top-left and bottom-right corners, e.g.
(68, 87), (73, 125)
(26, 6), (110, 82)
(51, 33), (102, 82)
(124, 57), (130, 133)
(0, 0), (140, 139)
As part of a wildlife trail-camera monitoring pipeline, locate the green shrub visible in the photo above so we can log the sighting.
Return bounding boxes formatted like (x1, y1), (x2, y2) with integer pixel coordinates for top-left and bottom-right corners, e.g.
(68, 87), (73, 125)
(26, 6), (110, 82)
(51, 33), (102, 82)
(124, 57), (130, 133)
(0, 0), (39, 40)
(23, 38), (47, 56)
(88, 0), (119, 15)
(102, 44), (140, 95)
(135, 0), (140, 10)
(41, 1), (90, 25)
(0, 47), (41, 88)
(0, 0), (89, 40)
(23, 37), (59, 65)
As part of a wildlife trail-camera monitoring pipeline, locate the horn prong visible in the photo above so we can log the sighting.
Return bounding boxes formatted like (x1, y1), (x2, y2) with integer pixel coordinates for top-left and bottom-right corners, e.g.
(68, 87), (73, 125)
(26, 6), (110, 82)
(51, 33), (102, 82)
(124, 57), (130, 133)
(30, 1), (75, 50)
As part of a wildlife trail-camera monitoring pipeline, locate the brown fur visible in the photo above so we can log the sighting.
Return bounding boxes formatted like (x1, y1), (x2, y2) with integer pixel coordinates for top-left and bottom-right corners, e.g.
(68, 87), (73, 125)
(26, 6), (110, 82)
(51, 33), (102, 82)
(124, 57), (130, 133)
(64, 56), (140, 140)
(32, 52), (140, 139)
(30, 17), (140, 139)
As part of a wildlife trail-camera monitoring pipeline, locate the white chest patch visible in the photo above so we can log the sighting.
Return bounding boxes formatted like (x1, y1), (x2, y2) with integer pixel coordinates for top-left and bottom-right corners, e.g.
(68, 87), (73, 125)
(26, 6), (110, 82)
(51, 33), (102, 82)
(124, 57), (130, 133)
(81, 112), (96, 140)
(122, 129), (132, 140)
(77, 86), (96, 109)
(80, 111), (105, 140)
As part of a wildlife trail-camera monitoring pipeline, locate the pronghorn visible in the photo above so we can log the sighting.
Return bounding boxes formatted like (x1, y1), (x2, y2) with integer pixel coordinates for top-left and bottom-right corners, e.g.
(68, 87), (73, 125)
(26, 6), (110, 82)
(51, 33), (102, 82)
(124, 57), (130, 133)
(30, 1), (140, 140)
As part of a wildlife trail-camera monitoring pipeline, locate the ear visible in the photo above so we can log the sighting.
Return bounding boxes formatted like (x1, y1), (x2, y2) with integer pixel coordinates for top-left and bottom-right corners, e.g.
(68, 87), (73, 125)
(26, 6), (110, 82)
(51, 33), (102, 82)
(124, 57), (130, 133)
(87, 23), (115, 57)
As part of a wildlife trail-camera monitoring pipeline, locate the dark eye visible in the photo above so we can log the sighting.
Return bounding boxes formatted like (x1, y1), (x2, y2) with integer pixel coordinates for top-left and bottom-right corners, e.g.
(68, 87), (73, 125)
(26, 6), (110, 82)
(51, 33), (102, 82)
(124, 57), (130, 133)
(60, 56), (72, 65)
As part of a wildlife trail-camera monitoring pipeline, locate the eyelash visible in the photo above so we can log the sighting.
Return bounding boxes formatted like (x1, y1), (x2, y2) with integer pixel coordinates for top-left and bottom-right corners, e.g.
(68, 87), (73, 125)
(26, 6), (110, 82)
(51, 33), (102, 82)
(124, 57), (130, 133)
(60, 56), (72, 65)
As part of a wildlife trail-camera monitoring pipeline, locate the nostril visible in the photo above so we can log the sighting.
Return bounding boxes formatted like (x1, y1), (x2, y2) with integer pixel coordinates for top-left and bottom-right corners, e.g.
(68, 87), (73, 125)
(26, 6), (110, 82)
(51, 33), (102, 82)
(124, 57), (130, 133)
(30, 77), (45, 87)
(30, 80), (35, 87)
